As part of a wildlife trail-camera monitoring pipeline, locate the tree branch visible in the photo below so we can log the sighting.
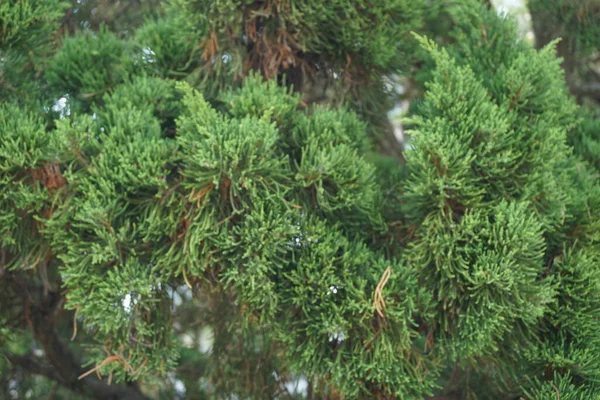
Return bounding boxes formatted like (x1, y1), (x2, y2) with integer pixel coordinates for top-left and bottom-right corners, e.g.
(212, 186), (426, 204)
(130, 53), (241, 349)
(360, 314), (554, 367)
(29, 294), (152, 400)
(572, 81), (600, 101)
(4, 270), (151, 400)
(6, 353), (61, 382)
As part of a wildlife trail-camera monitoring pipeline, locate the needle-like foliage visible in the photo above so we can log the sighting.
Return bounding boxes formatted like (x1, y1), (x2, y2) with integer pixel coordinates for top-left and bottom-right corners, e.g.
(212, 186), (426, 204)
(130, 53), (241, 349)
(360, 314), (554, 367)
(1, 1), (599, 399)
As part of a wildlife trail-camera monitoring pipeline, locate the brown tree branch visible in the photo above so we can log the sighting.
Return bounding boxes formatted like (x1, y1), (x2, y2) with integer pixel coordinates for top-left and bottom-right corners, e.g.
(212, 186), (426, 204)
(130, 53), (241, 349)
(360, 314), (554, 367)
(6, 353), (61, 382)
(572, 81), (600, 101)
(7, 348), (151, 400)
(4, 270), (151, 400)
(31, 295), (151, 400)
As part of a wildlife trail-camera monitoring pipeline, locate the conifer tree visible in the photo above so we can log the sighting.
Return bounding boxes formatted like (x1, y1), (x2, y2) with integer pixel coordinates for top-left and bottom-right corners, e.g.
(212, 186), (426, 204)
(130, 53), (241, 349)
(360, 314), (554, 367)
(1, 1), (599, 399)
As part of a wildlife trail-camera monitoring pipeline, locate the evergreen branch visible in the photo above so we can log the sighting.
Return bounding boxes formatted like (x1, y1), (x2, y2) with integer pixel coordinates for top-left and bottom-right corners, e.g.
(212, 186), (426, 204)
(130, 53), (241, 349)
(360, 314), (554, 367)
(6, 329), (151, 400)
(4, 272), (151, 400)
(30, 299), (151, 400)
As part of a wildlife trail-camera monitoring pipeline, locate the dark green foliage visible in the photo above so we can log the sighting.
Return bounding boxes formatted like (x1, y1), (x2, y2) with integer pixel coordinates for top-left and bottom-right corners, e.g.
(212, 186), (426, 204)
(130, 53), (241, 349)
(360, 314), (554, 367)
(134, 15), (198, 78)
(46, 26), (134, 106)
(0, 0), (67, 53)
(0, 103), (57, 268)
(523, 373), (600, 400)
(528, 0), (600, 56)
(98, 75), (183, 129)
(0, 0), (68, 101)
(166, 0), (427, 159)
(527, 0), (600, 107)
(168, 0), (425, 78)
(398, 5), (600, 395)
(568, 107), (600, 171)
(60, 0), (163, 34)
(13, 69), (437, 397)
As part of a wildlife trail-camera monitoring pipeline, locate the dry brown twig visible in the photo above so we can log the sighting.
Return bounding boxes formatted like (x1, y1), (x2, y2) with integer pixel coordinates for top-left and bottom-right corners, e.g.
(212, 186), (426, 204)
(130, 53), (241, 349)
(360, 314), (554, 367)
(373, 266), (392, 318)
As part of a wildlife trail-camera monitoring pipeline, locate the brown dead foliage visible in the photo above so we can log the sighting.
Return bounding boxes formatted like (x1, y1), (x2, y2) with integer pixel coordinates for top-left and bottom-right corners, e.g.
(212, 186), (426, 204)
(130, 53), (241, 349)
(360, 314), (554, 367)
(30, 162), (66, 190)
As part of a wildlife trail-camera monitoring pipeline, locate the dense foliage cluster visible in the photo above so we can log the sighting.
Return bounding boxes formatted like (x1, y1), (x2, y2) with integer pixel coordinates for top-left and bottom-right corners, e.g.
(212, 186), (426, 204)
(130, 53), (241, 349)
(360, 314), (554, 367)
(1, 0), (600, 399)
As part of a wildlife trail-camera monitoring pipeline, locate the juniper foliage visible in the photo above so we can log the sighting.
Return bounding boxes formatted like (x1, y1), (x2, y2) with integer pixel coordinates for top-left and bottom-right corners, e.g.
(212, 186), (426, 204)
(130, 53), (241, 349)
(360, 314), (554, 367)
(1, 1), (600, 400)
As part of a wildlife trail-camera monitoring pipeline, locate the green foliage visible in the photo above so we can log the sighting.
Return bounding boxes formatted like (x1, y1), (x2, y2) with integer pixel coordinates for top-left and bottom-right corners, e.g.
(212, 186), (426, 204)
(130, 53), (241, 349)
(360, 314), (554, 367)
(0, 0), (68, 101)
(0, 103), (57, 264)
(166, 0), (427, 146)
(408, 201), (552, 361)
(223, 73), (301, 127)
(523, 373), (600, 400)
(46, 26), (133, 106)
(0, 0), (67, 53)
(134, 14), (198, 78)
(169, 0), (425, 75)
(2, 1), (600, 399)
(98, 75), (183, 127)
(24, 72), (437, 397)
(568, 107), (600, 171)
(60, 0), (162, 34)
(271, 219), (437, 399)
(43, 100), (178, 381)
(400, 4), (600, 395)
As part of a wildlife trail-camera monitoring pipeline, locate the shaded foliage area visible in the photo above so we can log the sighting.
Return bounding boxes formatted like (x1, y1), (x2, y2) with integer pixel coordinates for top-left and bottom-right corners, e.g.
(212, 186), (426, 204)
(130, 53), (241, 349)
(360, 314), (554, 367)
(528, 0), (600, 103)
(60, 0), (163, 34)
